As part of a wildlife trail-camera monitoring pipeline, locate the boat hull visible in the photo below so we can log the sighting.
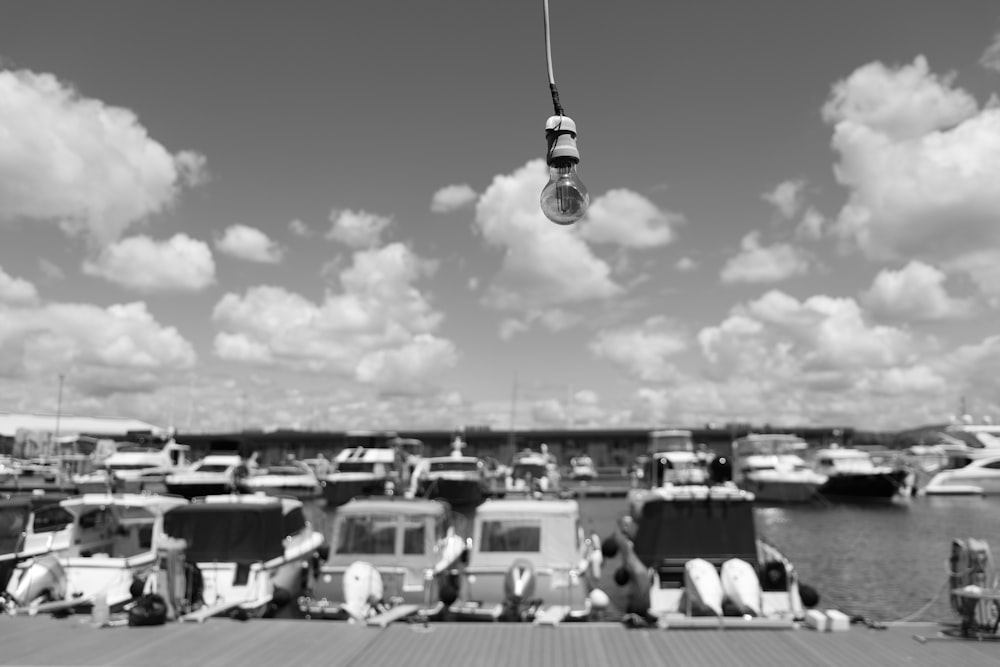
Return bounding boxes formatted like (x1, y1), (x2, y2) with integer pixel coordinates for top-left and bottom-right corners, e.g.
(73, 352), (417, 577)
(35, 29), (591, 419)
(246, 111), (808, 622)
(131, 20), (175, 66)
(818, 470), (908, 500)
(164, 481), (236, 500)
(322, 478), (386, 507)
(423, 478), (485, 507)
(740, 478), (822, 503)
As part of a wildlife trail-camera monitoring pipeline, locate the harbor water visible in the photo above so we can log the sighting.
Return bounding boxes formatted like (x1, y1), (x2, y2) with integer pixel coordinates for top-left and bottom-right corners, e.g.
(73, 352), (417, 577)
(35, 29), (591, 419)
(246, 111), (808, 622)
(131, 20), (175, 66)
(306, 488), (1000, 625)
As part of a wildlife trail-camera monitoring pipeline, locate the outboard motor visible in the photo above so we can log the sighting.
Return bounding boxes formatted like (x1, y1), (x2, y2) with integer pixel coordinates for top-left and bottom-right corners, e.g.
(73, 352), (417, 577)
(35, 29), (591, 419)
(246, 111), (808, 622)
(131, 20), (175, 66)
(8, 555), (67, 608)
(342, 560), (385, 620)
(501, 558), (536, 620)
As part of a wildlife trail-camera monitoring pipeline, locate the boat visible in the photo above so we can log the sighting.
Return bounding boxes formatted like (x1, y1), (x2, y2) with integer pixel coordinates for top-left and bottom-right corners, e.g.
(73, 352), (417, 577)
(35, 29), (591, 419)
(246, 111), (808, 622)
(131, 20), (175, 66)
(641, 429), (710, 487)
(412, 436), (489, 507)
(604, 484), (809, 628)
(164, 453), (252, 500)
(321, 446), (406, 508)
(813, 447), (909, 500)
(156, 493), (326, 621)
(923, 454), (1000, 496)
(505, 447), (562, 495)
(74, 439), (192, 494)
(0, 493), (73, 593)
(240, 459), (322, 499)
(730, 434), (826, 503)
(569, 455), (598, 482)
(3, 492), (189, 614)
(448, 497), (607, 623)
(298, 497), (468, 623)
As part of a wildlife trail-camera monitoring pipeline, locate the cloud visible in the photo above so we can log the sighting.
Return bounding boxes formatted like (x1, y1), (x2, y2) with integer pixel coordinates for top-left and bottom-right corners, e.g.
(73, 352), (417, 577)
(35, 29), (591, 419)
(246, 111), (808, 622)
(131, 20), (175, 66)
(861, 261), (975, 321)
(762, 180), (805, 219)
(981, 32), (1000, 73)
(215, 224), (284, 263)
(675, 257), (698, 272)
(326, 209), (392, 248)
(578, 188), (681, 248)
(0, 300), (196, 395)
(0, 266), (39, 305)
(288, 219), (312, 237)
(795, 208), (827, 241)
(431, 184), (477, 213)
(473, 160), (621, 321)
(82, 234), (216, 292)
(38, 259), (65, 281)
(212, 242), (456, 392)
(720, 231), (810, 284)
(589, 316), (688, 381)
(0, 68), (206, 244)
(823, 56), (1000, 295)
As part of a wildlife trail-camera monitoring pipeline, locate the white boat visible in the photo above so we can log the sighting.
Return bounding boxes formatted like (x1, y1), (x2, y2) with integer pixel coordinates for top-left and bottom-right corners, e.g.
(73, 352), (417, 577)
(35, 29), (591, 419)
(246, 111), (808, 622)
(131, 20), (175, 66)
(505, 448), (562, 495)
(157, 493), (325, 620)
(3, 493), (189, 614)
(449, 497), (607, 623)
(241, 460), (322, 499)
(321, 446), (406, 507)
(164, 453), (251, 500)
(299, 497), (468, 623)
(730, 434), (826, 503)
(412, 437), (489, 506)
(813, 447), (909, 500)
(569, 456), (598, 482)
(606, 484), (807, 628)
(74, 439), (192, 494)
(642, 429), (710, 487)
(923, 454), (1000, 496)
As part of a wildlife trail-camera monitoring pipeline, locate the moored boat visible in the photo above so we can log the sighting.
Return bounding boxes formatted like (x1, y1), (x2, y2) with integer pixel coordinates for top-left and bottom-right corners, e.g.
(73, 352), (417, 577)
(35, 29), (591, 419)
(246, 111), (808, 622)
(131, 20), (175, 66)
(157, 493), (325, 620)
(164, 453), (251, 500)
(240, 459), (322, 499)
(321, 446), (405, 507)
(505, 447), (562, 495)
(412, 436), (489, 507)
(449, 497), (606, 623)
(813, 447), (909, 500)
(923, 454), (1000, 496)
(75, 439), (192, 494)
(299, 497), (467, 623)
(730, 434), (826, 503)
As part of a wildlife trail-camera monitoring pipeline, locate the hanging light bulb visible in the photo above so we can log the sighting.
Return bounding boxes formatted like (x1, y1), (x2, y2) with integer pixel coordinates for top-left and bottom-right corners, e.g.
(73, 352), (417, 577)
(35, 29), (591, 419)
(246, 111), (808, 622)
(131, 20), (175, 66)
(540, 115), (590, 225)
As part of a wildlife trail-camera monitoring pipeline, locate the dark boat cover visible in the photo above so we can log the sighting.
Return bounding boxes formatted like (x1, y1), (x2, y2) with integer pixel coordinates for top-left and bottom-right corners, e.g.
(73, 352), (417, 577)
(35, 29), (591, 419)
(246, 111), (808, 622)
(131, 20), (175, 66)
(163, 503), (284, 563)
(632, 497), (758, 569)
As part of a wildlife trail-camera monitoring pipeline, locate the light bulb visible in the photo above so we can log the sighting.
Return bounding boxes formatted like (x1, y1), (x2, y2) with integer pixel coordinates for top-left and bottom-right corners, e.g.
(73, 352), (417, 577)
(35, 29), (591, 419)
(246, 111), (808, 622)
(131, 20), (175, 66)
(540, 115), (590, 225)
(541, 159), (589, 225)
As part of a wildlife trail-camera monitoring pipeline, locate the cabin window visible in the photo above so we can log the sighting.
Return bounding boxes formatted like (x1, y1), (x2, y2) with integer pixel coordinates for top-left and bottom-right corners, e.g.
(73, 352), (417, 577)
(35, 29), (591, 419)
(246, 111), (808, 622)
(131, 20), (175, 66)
(32, 506), (73, 533)
(78, 508), (112, 530)
(480, 520), (541, 552)
(0, 508), (27, 539)
(401, 517), (425, 554)
(984, 460), (1000, 470)
(337, 515), (396, 555)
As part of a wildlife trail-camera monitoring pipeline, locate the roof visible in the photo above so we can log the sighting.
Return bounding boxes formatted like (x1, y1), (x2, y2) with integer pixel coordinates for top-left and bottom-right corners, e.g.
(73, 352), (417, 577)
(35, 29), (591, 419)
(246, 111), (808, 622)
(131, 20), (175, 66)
(337, 497), (448, 517)
(0, 412), (165, 438)
(474, 498), (578, 518)
(335, 447), (396, 463)
(61, 492), (189, 514)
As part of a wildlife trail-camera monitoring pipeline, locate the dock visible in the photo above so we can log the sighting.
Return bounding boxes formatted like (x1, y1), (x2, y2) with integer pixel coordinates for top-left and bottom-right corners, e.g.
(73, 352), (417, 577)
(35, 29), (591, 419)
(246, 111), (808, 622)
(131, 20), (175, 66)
(1, 617), (996, 667)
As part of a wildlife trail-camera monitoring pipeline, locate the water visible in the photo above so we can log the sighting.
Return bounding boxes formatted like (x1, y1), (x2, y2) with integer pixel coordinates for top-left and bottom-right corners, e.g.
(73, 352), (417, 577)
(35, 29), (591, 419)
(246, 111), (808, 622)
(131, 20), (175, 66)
(305, 491), (1000, 625)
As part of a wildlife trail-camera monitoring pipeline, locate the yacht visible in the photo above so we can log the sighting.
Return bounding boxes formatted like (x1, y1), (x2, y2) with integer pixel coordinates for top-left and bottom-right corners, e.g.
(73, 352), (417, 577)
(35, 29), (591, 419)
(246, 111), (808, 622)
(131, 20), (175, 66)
(923, 454), (1000, 496)
(641, 429), (710, 487)
(75, 439), (192, 494)
(164, 453), (251, 500)
(505, 448), (561, 495)
(241, 459), (322, 499)
(813, 447), (909, 500)
(321, 446), (405, 508)
(730, 434), (826, 503)
(412, 436), (489, 507)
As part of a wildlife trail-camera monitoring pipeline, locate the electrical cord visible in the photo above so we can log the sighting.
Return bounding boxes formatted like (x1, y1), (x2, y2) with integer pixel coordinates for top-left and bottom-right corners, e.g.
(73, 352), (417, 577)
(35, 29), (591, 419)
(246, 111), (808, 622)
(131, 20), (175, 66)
(542, 0), (564, 116)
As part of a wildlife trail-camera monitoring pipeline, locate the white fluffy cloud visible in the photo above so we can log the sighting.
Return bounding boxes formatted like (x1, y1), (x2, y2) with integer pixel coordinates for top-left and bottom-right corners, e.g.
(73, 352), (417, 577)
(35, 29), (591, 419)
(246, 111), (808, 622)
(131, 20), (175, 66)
(0, 300), (196, 395)
(474, 160), (621, 320)
(980, 32), (1000, 73)
(861, 261), (974, 321)
(578, 188), (681, 248)
(215, 224), (284, 263)
(762, 180), (805, 219)
(212, 242), (456, 392)
(589, 317), (688, 382)
(0, 265), (39, 305)
(824, 56), (1000, 295)
(720, 231), (810, 284)
(431, 184), (478, 213)
(327, 209), (392, 248)
(0, 69), (206, 244)
(82, 234), (216, 292)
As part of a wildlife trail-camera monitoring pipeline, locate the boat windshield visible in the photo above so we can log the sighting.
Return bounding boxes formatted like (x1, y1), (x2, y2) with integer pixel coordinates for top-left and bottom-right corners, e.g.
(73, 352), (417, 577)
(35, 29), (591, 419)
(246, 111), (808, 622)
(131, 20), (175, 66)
(430, 460), (479, 473)
(480, 519), (541, 552)
(336, 514), (398, 555)
(108, 463), (158, 471)
(194, 464), (232, 474)
(511, 463), (547, 479)
(0, 506), (28, 551)
(336, 462), (376, 473)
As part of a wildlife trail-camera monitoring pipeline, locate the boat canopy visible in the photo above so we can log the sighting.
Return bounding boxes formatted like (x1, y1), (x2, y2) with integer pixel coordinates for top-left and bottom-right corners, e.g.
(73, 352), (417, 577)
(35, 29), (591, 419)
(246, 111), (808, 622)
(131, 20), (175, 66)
(331, 498), (447, 559)
(163, 503), (288, 563)
(472, 499), (579, 565)
(631, 496), (758, 569)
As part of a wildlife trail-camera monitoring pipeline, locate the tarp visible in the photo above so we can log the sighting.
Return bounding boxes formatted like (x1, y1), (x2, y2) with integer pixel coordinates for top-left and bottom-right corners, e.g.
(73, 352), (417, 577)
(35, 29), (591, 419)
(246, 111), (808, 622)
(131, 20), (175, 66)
(631, 497), (758, 569)
(163, 503), (284, 563)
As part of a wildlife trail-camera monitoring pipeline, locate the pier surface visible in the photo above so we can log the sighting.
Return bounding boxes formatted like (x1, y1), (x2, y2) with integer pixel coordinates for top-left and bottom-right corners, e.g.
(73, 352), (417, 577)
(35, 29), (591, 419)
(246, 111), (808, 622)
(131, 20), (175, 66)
(1, 617), (996, 667)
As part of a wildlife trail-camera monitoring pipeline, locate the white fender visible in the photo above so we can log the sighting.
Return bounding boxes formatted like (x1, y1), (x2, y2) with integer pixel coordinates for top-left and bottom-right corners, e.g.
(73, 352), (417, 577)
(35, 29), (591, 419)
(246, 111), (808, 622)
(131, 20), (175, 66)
(684, 558), (723, 616)
(342, 561), (383, 621)
(721, 558), (762, 616)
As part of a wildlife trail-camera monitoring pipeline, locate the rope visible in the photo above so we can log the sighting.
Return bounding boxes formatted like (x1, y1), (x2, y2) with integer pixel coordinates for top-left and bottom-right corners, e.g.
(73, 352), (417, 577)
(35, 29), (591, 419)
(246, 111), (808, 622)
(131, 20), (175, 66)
(542, 0), (564, 116)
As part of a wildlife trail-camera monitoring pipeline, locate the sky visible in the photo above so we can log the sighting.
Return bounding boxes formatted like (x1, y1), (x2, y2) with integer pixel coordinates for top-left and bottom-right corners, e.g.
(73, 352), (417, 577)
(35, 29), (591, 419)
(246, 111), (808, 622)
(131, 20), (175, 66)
(2, 1), (1000, 434)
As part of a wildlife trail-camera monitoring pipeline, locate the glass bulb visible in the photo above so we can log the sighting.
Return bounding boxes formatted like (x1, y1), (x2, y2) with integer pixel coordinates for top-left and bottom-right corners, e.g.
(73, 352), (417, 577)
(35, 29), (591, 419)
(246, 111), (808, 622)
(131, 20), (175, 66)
(540, 160), (590, 225)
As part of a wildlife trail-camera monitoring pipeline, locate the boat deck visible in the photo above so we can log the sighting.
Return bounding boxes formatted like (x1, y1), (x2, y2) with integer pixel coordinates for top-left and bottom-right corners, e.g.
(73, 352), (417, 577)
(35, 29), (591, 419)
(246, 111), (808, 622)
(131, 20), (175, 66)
(1, 617), (996, 667)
